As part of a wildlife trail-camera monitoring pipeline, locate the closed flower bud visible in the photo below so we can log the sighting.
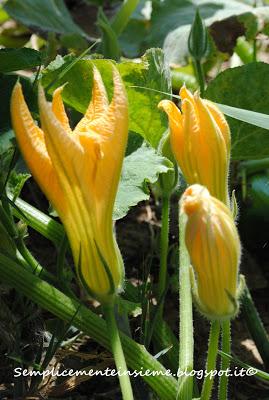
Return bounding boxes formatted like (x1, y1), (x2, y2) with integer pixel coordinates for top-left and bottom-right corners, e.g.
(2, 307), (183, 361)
(188, 9), (208, 61)
(159, 87), (231, 206)
(181, 184), (241, 320)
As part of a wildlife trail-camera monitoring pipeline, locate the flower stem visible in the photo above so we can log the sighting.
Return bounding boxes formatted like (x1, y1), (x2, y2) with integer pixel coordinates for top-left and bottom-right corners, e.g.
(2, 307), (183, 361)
(201, 320), (220, 400)
(194, 59), (205, 97)
(177, 211), (194, 400)
(103, 302), (134, 400)
(157, 195), (170, 318)
(219, 320), (231, 400)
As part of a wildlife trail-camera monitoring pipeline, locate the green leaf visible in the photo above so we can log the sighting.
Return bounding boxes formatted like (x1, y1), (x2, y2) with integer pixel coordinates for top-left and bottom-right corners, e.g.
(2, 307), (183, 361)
(4, 0), (87, 37)
(205, 62), (269, 160)
(118, 48), (172, 148)
(119, 19), (147, 58)
(42, 49), (171, 148)
(114, 146), (173, 220)
(0, 48), (42, 73)
(7, 171), (31, 201)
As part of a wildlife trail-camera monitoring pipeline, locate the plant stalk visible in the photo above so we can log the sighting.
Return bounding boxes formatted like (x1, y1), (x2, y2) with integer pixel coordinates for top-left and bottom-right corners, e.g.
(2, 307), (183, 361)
(157, 195), (170, 318)
(201, 320), (220, 400)
(219, 320), (231, 400)
(103, 302), (134, 400)
(193, 59), (205, 97)
(177, 211), (194, 400)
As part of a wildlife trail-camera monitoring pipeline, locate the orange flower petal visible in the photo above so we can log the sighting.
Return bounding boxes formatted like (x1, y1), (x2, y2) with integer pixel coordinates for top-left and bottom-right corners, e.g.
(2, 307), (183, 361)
(11, 82), (65, 214)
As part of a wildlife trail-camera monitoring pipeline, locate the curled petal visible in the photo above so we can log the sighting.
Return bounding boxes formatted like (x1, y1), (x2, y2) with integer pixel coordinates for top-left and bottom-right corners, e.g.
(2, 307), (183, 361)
(74, 66), (109, 134)
(11, 82), (65, 214)
(52, 86), (72, 134)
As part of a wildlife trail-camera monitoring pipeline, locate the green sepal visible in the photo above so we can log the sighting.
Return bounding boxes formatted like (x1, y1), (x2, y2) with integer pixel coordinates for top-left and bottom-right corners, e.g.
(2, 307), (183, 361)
(231, 189), (239, 220)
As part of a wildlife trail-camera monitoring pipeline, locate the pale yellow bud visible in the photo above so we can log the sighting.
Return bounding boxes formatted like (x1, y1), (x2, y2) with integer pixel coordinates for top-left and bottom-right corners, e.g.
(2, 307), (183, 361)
(182, 184), (241, 320)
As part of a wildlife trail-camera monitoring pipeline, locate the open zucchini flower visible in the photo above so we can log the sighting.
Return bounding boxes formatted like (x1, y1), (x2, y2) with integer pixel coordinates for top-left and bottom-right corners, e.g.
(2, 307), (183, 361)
(11, 66), (128, 303)
(181, 184), (241, 320)
(159, 87), (230, 206)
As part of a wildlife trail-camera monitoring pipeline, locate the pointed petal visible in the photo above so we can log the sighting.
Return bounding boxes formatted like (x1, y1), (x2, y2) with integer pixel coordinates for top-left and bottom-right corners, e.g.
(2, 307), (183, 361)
(78, 66), (128, 200)
(74, 66), (109, 134)
(181, 98), (200, 183)
(158, 99), (184, 163)
(194, 94), (228, 201)
(52, 86), (72, 134)
(180, 86), (196, 107)
(203, 99), (231, 154)
(38, 85), (90, 228)
(10, 82), (65, 213)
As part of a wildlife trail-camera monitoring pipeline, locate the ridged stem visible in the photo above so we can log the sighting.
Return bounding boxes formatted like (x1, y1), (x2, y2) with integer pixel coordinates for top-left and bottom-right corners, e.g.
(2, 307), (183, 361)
(200, 321), (220, 400)
(177, 211), (194, 400)
(157, 195), (170, 318)
(219, 320), (231, 400)
(103, 302), (134, 400)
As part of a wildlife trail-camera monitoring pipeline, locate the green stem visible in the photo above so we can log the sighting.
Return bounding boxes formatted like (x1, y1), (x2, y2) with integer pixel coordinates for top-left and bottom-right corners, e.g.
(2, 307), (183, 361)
(0, 253), (178, 399)
(111, 0), (140, 36)
(219, 320), (231, 400)
(193, 59), (205, 97)
(177, 211), (193, 400)
(103, 302), (134, 400)
(201, 321), (220, 400)
(241, 285), (269, 369)
(157, 195), (170, 318)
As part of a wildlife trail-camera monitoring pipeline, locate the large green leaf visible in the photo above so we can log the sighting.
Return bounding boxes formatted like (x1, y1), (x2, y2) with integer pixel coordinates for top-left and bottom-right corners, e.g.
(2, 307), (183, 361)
(205, 62), (269, 160)
(118, 48), (171, 147)
(42, 49), (171, 148)
(4, 0), (87, 37)
(0, 48), (41, 73)
(114, 146), (173, 220)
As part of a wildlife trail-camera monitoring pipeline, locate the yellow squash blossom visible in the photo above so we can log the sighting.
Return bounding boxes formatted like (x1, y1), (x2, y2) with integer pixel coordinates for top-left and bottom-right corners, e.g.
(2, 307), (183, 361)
(159, 87), (230, 205)
(181, 184), (241, 320)
(11, 66), (128, 303)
